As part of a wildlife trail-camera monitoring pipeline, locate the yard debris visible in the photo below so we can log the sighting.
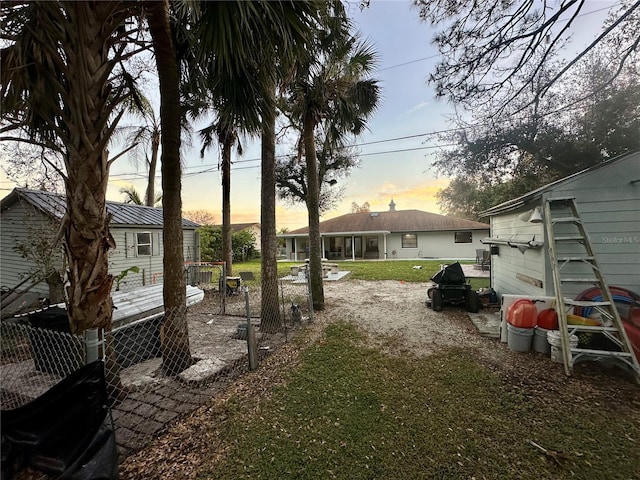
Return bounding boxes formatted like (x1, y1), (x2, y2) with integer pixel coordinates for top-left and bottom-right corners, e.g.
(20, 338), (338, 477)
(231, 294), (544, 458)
(528, 440), (573, 467)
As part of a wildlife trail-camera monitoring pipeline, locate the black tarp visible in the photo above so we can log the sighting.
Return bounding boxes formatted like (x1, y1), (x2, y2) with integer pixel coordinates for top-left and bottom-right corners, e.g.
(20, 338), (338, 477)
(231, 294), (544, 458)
(430, 262), (466, 285)
(1, 361), (118, 480)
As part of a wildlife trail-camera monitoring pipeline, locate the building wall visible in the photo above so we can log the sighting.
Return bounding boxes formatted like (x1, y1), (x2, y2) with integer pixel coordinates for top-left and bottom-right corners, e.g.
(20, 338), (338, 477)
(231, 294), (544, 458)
(490, 210), (547, 298)
(0, 200), (62, 296)
(546, 154), (640, 294)
(385, 230), (489, 259)
(490, 153), (640, 298)
(284, 229), (489, 261)
(1, 198), (200, 297)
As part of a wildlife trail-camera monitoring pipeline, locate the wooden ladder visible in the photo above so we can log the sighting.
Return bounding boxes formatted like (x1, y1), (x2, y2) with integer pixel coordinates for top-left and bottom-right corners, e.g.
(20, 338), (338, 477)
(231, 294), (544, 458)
(544, 197), (640, 382)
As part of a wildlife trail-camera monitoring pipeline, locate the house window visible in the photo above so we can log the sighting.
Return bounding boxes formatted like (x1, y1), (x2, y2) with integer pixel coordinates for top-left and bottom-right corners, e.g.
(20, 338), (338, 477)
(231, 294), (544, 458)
(401, 233), (417, 248)
(136, 232), (152, 256)
(455, 231), (472, 243)
(365, 236), (378, 251)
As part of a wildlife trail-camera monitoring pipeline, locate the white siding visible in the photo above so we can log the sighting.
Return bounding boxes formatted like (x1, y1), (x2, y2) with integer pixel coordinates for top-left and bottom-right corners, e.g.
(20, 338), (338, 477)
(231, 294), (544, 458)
(490, 153), (640, 298)
(2, 197), (200, 297)
(547, 154), (640, 293)
(490, 211), (547, 298)
(386, 230), (489, 259)
(0, 201), (62, 296)
(109, 228), (165, 289)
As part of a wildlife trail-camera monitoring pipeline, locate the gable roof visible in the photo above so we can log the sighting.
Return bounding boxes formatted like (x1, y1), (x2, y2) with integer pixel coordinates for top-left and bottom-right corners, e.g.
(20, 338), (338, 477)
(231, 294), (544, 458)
(230, 222), (260, 232)
(1, 188), (200, 228)
(287, 209), (488, 236)
(480, 150), (640, 217)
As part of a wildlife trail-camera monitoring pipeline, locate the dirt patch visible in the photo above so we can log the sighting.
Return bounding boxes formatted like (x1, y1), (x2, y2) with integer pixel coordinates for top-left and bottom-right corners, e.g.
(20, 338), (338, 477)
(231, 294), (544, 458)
(120, 279), (640, 479)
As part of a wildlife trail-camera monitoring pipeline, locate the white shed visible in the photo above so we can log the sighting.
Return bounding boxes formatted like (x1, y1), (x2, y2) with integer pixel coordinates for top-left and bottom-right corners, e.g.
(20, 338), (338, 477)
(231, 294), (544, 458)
(0, 188), (201, 297)
(481, 151), (640, 299)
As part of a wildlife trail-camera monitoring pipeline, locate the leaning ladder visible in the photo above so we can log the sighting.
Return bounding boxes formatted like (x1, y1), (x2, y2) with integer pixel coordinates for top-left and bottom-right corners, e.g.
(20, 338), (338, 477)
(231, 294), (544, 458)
(544, 197), (640, 382)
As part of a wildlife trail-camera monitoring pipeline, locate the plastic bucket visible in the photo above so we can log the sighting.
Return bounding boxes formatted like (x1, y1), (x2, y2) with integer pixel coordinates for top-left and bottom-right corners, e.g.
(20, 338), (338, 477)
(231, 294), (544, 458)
(533, 326), (551, 355)
(547, 330), (579, 363)
(507, 324), (534, 352)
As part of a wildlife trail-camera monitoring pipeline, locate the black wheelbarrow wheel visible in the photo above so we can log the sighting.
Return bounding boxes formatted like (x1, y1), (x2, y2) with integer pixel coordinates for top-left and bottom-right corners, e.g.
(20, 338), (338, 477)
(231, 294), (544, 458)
(465, 289), (481, 313)
(431, 289), (444, 311)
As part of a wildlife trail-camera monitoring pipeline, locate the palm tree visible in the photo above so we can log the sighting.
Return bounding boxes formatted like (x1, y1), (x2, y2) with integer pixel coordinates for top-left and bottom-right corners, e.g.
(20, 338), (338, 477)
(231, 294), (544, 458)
(1, 1), (140, 334)
(145, 0), (193, 375)
(199, 120), (240, 277)
(285, 12), (381, 310)
(118, 96), (162, 207)
(120, 185), (161, 206)
(192, 1), (324, 332)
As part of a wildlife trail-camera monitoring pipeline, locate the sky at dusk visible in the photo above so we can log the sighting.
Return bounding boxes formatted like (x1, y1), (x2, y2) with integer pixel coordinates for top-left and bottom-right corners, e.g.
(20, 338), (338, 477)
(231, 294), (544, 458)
(1, 1), (617, 231)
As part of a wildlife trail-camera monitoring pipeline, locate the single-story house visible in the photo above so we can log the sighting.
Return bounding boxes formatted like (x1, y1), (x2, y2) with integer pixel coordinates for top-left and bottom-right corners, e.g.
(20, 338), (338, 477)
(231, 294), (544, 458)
(230, 222), (261, 250)
(280, 200), (490, 261)
(480, 150), (640, 299)
(0, 188), (201, 297)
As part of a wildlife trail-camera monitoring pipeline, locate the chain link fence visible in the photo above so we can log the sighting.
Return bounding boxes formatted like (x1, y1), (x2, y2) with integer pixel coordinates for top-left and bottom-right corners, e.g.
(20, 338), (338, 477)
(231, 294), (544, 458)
(0, 269), (312, 463)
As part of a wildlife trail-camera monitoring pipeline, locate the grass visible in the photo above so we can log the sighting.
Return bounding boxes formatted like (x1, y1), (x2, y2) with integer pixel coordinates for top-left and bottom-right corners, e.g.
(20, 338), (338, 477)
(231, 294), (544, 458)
(198, 322), (640, 479)
(224, 258), (490, 290)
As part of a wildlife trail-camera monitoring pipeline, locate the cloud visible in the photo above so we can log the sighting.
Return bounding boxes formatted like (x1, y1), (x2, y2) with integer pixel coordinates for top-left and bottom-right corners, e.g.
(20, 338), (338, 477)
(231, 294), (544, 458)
(406, 101), (430, 115)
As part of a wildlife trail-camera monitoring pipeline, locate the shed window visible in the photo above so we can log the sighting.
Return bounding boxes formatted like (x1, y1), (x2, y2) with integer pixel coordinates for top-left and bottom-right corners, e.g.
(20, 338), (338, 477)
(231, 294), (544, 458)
(401, 233), (417, 248)
(136, 232), (152, 256)
(455, 231), (472, 243)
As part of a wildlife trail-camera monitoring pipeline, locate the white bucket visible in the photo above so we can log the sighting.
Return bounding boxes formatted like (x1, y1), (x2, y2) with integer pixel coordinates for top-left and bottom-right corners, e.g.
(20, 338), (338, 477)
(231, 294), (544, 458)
(533, 326), (551, 355)
(507, 324), (534, 352)
(546, 330), (579, 363)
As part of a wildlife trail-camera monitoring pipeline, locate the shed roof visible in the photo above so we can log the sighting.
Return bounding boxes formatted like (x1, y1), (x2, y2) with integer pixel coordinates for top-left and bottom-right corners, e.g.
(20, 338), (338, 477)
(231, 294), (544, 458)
(287, 209), (488, 235)
(1, 188), (200, 229)
(480, 150), (640, 217)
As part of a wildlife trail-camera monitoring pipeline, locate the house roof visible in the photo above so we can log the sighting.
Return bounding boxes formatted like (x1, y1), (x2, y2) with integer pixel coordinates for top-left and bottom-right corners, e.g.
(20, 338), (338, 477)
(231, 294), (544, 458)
(286, 209), (488, 236)
(230, 222), (260, 232)
(480, 150), (640, 217)
(1, 188), (200, 228)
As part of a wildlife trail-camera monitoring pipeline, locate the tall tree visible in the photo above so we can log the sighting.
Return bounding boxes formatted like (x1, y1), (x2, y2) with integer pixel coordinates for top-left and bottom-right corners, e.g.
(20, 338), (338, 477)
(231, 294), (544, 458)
(199, 121), (240, 277)
(284, 11), (381, 310)
(434, 55), (640, 217)
(414, 0), (640, 110)
(192, 1), (324, 332)
(117, 95), (162, 207)
(145, 0), (193, 375)
(276, 133), (355, 213)
(1, 1), (140, 334)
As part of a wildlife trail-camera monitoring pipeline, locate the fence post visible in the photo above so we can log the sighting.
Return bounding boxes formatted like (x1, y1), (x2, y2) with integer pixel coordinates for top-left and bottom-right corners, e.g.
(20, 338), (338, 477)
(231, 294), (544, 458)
(245, 288), (258, 370)
(84, 328), (103, 364)
(306, 272), (314, 323)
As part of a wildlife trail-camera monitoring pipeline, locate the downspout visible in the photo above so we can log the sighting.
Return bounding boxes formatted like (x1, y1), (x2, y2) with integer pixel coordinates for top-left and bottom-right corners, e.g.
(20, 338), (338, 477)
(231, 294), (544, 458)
(321, 236), (326, 260)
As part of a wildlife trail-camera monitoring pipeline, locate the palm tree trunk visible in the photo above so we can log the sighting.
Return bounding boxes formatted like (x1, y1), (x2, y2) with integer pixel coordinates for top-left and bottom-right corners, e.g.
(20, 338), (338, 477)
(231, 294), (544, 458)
(221, 137), (233, 277)
(260, 87), (283, 332)
(147, 0), (192, 375)
(303, 113), (325, 310)
(145, 129), (159, 207)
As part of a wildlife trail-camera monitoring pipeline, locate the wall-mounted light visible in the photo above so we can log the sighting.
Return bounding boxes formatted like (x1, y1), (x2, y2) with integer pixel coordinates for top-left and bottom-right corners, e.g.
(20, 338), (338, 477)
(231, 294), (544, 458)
(529, 206), (543, 223)
(518, 206), (543, 223)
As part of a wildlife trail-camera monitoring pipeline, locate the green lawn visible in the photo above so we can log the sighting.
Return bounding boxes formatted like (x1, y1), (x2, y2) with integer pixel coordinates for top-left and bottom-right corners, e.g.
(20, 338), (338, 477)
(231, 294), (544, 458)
(197, 322), (640, 479)
(228, 258), (490, 290)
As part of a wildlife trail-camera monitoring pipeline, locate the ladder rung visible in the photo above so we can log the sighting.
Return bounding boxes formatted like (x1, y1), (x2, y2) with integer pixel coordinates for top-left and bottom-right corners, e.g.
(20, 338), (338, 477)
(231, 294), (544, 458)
(552, 217), (582, 224)
(547, 196), (576, 203)
(570, 348), (633, 359)
(557, 257), (595, 262)
(566, 325), (620, 332)
(554, 235), (585, 242)
(563, 299), (611, 307)
(560, 278), (599, 283)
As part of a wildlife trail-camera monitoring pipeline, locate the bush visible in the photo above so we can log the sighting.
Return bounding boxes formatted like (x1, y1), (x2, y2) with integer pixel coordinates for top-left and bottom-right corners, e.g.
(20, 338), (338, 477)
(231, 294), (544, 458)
(198, 226), (257, 263)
